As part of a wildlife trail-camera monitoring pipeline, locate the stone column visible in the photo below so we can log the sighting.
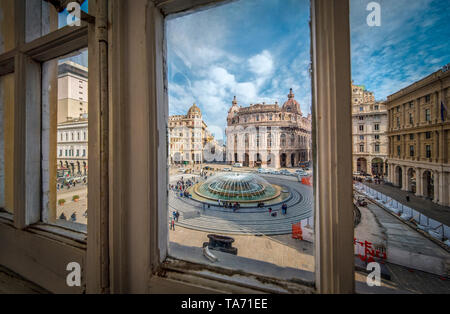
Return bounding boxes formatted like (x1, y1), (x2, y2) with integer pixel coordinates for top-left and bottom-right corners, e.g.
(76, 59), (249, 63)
(438, 130), (445, 163)
(416, 168), (423, 197)
(433, 170), (440, 203)
(415, 98), (420, 127)
(401, 165), (408, 191)
(273, 153), (281, 169)
(438, 171), (448, 206)
(285, 153), (291, 168)
(434, 131), (439, 163)
(416, 133), (422, 161)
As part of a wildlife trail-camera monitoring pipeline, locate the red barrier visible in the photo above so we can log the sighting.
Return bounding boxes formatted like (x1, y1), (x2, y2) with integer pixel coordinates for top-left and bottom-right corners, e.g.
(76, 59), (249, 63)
(292, 223), (303, 240)
(301, 177), (313, 186)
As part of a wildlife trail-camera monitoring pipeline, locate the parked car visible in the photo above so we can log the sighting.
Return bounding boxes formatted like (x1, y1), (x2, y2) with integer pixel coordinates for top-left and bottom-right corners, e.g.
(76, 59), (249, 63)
(296, 170), (308, 176)
(178, 168), (186, 173)
(279, 170), (291, 176)
(233, 163), (243, 168)
(223, 168), (232, 172)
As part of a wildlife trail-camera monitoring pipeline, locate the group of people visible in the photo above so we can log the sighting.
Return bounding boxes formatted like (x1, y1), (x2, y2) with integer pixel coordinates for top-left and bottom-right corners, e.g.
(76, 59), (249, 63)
(170, 176), (198, 199)
(57, 177), (87, 191)
(59, 212), (77, 222)
(169, 210), (180, 231)
(268, 203), (288, 217)
(218, 200), (241, 212)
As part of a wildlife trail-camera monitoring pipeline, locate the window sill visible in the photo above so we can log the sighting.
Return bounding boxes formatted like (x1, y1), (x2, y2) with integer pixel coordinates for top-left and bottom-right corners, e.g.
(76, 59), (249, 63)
(0, 211), (13, 222)
(27, 222), (87, 248)
(159, 242), (315, 294)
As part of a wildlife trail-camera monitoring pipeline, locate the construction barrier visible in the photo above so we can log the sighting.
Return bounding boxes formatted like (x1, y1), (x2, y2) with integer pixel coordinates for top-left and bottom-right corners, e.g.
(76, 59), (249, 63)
(301, 176), (312, 186)
(292, 223), (303, 240)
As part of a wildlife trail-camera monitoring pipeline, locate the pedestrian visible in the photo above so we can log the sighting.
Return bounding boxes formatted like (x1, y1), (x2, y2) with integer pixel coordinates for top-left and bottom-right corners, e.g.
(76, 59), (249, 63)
(175, 210), (180, 222)
(70, 212), (76, 222)
(172, 219), (175, 231)
(406, 194), (410, 202)
(269, 207), (272, 215)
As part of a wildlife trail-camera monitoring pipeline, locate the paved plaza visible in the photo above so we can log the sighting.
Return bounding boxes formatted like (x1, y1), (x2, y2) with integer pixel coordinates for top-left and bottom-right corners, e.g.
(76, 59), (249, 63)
(56, 185), (88, 225)
(169, 173), (313, 235)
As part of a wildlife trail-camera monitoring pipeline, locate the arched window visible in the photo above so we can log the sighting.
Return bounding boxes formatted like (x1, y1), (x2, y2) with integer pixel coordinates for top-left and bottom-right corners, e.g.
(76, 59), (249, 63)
(281, 134), (286, 147)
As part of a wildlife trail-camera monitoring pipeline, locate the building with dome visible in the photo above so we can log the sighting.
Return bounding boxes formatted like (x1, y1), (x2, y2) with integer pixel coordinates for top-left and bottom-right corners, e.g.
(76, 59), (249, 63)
(225, 89), (312, 169)
(168, 103), (216, 165)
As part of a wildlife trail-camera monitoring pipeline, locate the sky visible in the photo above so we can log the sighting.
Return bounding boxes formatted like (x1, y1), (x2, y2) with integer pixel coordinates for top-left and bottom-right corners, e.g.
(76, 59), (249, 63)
(58, 0), (89, 67)
(167, 0), (450, 141)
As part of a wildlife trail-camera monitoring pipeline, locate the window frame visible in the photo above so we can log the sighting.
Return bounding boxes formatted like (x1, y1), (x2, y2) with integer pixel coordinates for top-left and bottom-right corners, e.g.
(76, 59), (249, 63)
(108, 0), (353, 294)
(0, 0), (355, 294)
(0, 0), (106, 294)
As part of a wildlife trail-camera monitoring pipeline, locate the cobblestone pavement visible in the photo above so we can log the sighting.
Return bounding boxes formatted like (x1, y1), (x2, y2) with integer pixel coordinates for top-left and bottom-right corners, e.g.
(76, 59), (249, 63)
(364, 182), (450, 226)
(169, 174), (313, 235)
(56, 185), (88, 225)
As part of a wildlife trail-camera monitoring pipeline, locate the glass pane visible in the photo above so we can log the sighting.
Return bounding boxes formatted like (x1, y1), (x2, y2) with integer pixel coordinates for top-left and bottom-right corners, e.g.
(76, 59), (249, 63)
(0, 0), (15, 53)
(0, 74), (14, 214)
(25, 0), (89, 43)
(167, 0), (314, 282)
(43, 48), (88, 230)
(351, 0), (450, 293)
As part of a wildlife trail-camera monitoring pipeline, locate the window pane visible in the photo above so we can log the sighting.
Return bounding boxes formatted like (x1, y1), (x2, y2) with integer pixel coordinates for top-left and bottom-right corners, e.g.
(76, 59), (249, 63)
(43, 48), (88, 230)
(166, 0), (314, 281)
(0, 0), (15, 53)
(25, 0), (89, 43)
(0, 74), (14, 214)
(351, 0), (450, 293)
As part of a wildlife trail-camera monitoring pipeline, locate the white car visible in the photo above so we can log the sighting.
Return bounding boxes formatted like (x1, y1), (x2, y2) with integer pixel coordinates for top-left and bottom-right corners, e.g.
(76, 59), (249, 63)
(296, 170), (308, 176)
(177, 168), (186, 173)
(223, 168), (232, 172)
(257, 168), (267, 174)
(233, 163), (243, 168)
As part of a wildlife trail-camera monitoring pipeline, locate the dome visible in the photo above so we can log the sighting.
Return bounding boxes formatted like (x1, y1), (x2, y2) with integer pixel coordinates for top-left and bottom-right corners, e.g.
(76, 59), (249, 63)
(282, 88), (302, 114)
(188, 103), (202, 117)
(195, 172), (279, 201)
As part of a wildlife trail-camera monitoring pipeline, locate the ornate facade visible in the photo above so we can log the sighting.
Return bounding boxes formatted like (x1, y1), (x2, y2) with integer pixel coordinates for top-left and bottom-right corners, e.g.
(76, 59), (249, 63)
(225, 89), (312, 169)
(168, 104), (209, 165)
(351, 83), (388, 176)
(57, 61), (89, 177)
(386, 68), (450, 206)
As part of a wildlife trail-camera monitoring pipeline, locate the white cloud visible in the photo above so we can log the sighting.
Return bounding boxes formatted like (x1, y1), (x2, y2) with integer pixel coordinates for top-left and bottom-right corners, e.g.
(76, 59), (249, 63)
(248, 50), (274, 76)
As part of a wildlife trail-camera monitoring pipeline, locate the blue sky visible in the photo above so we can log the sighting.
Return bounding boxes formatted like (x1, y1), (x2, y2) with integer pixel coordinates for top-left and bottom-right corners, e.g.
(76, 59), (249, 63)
(351, 0), (450, 99)
(167, 0), (449, 140)
(58, 1), (89, 67)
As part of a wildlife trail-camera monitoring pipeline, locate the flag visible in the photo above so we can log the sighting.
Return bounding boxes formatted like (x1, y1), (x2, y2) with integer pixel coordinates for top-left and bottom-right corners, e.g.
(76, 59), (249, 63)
(442, 101), (448, 122)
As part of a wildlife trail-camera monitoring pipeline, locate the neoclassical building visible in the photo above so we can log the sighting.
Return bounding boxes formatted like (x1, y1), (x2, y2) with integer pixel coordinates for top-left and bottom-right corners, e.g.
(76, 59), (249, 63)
(386, 67), (450, 206)
(57, 61), (89, 176)
(351, 83), (388, 176)
(57, 118), (88, 176)
(168, 104), (212, 165)
(226, 89), (312, 169)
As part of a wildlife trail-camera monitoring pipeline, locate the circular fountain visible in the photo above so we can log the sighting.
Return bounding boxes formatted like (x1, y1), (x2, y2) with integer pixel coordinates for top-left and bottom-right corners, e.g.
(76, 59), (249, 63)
(194, 172), (282, 203)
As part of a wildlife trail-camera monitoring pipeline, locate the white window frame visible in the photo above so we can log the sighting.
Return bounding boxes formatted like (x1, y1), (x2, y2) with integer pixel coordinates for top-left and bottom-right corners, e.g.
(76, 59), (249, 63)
(0, 0), (107, 294)
(107, 0), (354, 293)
